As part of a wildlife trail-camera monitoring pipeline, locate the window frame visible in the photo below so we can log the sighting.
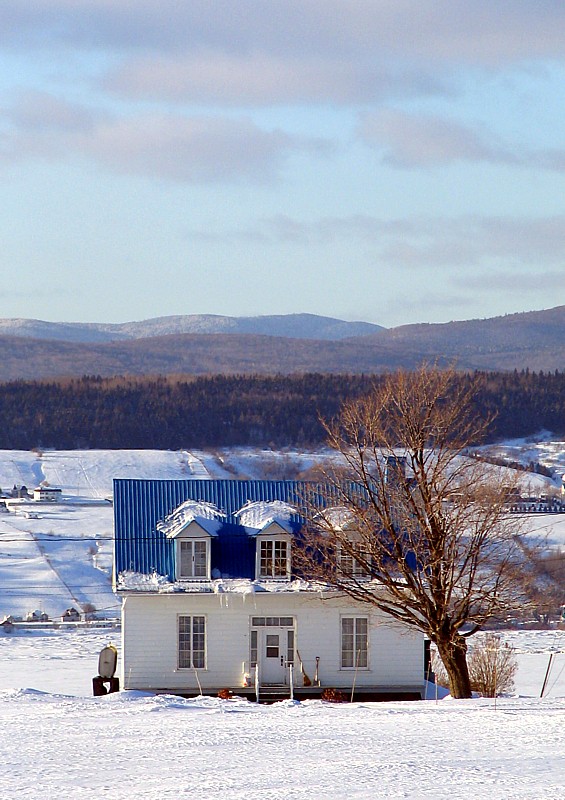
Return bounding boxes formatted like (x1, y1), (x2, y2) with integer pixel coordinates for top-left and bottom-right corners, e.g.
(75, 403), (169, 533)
(255, 533), (292, 580)
(340, 615), (369, 670)
(176, 536), (211, 580)
(177, 614), (207, 670)
(337, 539), (371, 579)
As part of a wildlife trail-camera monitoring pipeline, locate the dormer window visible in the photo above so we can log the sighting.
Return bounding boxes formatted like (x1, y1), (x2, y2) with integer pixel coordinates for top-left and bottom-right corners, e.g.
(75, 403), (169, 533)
(173, 526), (214, 580)
(179, 539), (208, 579)
(235, 500), (297, 581)
(255, 530), (292, 579)
(259, 538), (290, 578)
(156, 499), (224, 582)
(318, 506), (370, 580)
(338, 541), (370, 579)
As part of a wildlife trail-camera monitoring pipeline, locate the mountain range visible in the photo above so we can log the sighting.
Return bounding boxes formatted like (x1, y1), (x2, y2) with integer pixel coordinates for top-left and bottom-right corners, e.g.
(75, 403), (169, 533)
(0, 313), (382, 343)
(1, 307), (564, 380)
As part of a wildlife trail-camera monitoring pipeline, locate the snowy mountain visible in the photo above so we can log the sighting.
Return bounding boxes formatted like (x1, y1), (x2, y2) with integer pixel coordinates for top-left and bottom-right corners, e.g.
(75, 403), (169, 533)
(2, 306), (565, 378)
(0, 313), (383, 343)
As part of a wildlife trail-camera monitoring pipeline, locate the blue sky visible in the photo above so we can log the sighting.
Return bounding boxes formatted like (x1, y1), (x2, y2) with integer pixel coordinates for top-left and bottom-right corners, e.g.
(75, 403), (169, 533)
(1, 1), (565, 328)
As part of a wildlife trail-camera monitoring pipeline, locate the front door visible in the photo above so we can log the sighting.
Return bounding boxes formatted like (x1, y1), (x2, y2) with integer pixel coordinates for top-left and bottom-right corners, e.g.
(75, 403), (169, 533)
(257, 626), (294, 685)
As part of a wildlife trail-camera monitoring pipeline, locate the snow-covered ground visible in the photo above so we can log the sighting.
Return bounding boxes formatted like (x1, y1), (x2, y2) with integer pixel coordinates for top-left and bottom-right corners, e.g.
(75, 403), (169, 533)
(0, 628), (563, 799)
(0, 447), (564, 798)
(480, 433), (565, 481)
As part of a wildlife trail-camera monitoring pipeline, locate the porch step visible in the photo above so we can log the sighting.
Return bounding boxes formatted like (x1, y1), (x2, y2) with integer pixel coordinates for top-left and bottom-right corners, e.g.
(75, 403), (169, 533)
(260, 684), (289, 693)
(257, 684), (291, 702)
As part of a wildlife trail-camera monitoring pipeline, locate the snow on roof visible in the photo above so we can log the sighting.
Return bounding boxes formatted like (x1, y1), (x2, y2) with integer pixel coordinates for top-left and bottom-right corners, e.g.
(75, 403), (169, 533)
(317, 505), (356, 530)
(156, 500), (225, 538)
(235, 500), (298, 532)
(116, 571), (326, 594)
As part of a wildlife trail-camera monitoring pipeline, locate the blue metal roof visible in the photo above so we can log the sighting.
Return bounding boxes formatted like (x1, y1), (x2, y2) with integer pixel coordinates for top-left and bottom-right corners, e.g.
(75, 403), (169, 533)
(114, 479), (341, 581)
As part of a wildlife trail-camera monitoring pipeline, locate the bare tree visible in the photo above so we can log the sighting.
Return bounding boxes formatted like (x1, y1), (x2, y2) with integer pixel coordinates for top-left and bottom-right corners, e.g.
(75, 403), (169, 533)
(297, 366), (527, 698)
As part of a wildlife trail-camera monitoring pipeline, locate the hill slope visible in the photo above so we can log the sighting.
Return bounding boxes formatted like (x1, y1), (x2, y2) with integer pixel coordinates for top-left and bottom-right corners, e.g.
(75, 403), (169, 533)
(0, 313), (382, 343)
(1, 306), (565, 379)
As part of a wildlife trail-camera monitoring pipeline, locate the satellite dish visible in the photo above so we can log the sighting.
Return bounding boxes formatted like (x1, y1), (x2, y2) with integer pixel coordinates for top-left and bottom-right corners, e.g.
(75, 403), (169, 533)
(98, 644), (118, 680)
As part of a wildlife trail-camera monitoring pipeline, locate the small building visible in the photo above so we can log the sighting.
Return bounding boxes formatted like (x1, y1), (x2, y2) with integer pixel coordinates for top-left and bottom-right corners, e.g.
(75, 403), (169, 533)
(61, 607), (80, 622)
(114, 479), (425, 701)
(33, 486), (62, 503)
(26, 610), (50, 622)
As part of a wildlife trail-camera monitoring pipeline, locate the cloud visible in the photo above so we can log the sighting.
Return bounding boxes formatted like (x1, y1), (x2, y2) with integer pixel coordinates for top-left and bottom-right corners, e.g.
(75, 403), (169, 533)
(357, 110), (565, 171)
(358, 110), (517, 167)
(84, 116), (324, 183)
(374, 215), (565, 269)
(104, 53), (447, 107)
(4, 90), (99, 133)
(2, 3), (565, 111)
(3, 2), (565, 64)
(456, 269), (565, 293)
(0, 93), (328, 183)
(193, 213), (565, 271)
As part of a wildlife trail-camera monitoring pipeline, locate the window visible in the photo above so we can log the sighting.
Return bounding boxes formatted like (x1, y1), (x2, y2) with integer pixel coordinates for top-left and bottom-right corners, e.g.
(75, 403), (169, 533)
(258, 539), (290, 578)
(250, 629), (258, 667)
(341, 617), (368, 669)
(178, 539), (208, 579)
(251, 617), (294, 627)
(338, 543), (370, 578)
(178, 615), (206, 669)
(287, 629), (295, 665)
(266, 634), (279, 658)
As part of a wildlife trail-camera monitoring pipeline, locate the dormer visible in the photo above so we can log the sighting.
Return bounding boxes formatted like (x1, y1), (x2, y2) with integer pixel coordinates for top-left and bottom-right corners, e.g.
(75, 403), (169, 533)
(236, 500), (297, 581)
(157, 500), (224, 581)
(318, 506), (370, 579)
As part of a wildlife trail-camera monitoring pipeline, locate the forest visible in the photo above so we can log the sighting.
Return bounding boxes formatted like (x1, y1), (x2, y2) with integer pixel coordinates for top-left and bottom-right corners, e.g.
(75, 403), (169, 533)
(0, 369), (564, 451)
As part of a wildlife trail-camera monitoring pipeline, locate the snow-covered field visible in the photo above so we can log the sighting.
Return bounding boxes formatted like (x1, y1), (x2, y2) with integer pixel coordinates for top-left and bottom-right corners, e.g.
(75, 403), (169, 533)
(0, 627), (563, 800)
(0, 446), (564, 798)
(481, 433), (565, 479)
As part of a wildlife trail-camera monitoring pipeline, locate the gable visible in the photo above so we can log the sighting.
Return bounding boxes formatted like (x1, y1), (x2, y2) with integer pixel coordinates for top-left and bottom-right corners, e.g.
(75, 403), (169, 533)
(164, 518), (220, 539)
(252, 520), (294, 537)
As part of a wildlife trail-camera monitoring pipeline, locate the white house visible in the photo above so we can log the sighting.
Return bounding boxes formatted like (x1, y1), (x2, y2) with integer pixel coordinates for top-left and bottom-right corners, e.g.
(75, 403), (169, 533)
(113, 479), (425, 701)
(33, 486), (62, 502)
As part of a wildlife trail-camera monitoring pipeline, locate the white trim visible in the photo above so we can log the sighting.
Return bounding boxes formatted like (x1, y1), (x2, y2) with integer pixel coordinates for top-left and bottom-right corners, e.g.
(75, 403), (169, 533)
(337, 540), (370, 579)
(255, 532), (292, 580)
(176, 537), (211, 580)
(340, 615), (370, 671)
(177, 613), (207, 670)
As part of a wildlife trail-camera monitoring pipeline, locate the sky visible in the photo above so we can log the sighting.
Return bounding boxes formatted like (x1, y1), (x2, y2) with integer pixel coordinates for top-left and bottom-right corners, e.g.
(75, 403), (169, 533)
(1, 1), (565, 328)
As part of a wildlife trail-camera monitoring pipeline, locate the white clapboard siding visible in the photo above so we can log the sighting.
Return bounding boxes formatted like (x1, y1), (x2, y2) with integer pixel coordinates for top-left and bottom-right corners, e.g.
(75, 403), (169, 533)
(121, 591), (424, 693)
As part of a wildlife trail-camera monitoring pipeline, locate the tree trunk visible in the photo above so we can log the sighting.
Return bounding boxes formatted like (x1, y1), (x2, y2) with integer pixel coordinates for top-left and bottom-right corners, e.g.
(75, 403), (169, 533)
(435, 634), (472, 699)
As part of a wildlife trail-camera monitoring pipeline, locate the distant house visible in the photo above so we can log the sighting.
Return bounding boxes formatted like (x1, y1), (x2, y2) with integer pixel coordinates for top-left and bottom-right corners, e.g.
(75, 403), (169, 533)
(26, 610), (50, 622)
(61, 607), (80, 622)
(113, 479), (425, 701)
(33, 486), (62, 503)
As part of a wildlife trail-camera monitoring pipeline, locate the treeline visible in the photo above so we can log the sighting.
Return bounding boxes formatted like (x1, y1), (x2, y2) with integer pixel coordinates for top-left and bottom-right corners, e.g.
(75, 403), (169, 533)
(0, 370), (564, 450)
